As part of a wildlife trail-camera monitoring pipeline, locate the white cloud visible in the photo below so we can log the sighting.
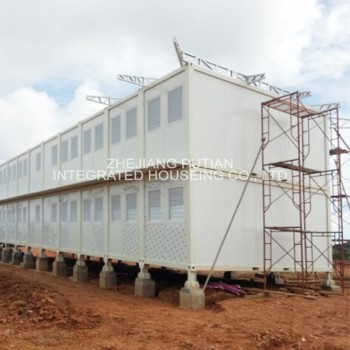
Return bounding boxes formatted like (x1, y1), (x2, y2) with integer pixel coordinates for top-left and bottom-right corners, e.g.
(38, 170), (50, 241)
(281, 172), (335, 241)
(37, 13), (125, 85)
(0, 81), (104, 163)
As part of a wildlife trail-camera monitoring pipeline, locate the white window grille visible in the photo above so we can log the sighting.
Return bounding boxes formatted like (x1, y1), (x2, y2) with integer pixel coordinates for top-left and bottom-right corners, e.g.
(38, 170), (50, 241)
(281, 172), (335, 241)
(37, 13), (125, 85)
(62, 140), (69, 162)
(168, 186), (184, 221)
(83, 199), (91, 223)
(148, 97), (160, 131)
(111, 115), (121, 144)
(95, 123), (103, 150)
(83, 129), (91, 154)
(168, 86), (183, 123)
(148, 189), (162, 222)
(126, 108), (137, 138)
(71, 136), (78, 159)
(111, 194), (121, 222)
(51, 203), (57, 223)
(51, 145), (58, 166)
(94, 197), (103, 222)
(126, 193), (137, 221)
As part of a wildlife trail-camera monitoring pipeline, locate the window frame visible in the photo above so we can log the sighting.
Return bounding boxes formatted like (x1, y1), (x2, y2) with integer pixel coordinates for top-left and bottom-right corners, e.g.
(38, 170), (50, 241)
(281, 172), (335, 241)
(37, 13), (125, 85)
(167, 186), (185, 222)
(147, 96), (161, 131)
(168, 86), (183, 124)
(126, 108), (137, 139)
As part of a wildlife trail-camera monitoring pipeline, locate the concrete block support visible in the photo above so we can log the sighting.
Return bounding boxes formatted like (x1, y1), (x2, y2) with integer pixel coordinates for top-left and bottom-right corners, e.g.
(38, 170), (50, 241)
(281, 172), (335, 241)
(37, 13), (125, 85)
(321, 272), (342, 294)
(1, 246), (12, 264)
(99, 259), (117, 289)
(134, 264), (156, 298)
(179, 271), (205, 311)
(11, 246), (23, 265)
(224, 271), (240, 280)
(52, 252), (67, 277)
(73, 255), (88, 283)
(21, 247), (35, 269)
(36, 249), (49, 272)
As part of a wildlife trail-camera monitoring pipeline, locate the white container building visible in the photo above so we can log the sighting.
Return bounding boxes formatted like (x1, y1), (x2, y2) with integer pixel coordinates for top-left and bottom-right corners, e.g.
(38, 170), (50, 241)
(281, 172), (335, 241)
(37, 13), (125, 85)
(0, 63), (333, 307)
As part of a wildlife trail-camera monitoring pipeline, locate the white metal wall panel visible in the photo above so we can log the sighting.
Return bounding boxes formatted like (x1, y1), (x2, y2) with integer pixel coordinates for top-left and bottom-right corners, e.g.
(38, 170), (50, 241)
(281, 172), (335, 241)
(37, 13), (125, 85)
(60, 192), (79, 251)
(28, 199), (42, 246)
(0, 205), (6, 241)
(6, 203), (16, 244)
(60, 128), (80, 186)
(8, 160), (17, 198)
(190, 70), (328, 175)
(144, 177), (188, 265)
(121, 184), (141, 259)
(18, 154), (29, 195)
(145, 72), (188, 164)
(44, 138), (59, 190)
(0, 165), (7, 199)
(16, 201), (28, 245)
(81, 187), (105, 256)
(29, 146), (43, 193)
(108, 184), (123, 256)
(43, 196), (59, 249)
(82, 113), (106, 176)
(190, 170), (330, 271)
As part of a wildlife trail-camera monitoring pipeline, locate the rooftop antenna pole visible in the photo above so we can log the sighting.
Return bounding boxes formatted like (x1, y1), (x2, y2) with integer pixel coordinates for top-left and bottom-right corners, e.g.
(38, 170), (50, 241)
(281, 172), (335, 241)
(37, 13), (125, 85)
(173, 37), (185, 66)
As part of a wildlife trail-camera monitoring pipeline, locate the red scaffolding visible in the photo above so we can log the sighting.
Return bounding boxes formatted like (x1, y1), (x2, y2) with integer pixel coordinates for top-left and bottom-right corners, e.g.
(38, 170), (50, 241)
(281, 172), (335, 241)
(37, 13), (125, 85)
(261, 91), (347, 293)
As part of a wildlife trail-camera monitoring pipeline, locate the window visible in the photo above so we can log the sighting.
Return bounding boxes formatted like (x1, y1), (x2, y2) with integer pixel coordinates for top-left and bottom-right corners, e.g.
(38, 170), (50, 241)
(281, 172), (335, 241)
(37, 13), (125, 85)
(17, 207), (22, 223)
(71, 136), (78, 159)
(168, 86), (183, 123)
(23, 159), (27, 176)
(148, 97), (161, 131)
(22, 207), (27, 222)
(12, 165), (16, 180)
(111, 195), (121, 222)
(18, 161), (22, 178)
(148, 189), (162, 222)
(35, 153), (41, 172)
(126, 193), (137, 222)
(62, 140), (69, 162)
(168, 187), (184, 221)
(94, 197), (103, 222)
(126, 108), (137, 138)
(61, 202), (68, 223)
(0, 171), (2, 184)
(83, 129), (91, 154)
(70, 200), (77, 223)
(51, 145), (58, 166)
(51, 203), (57, 223)
(95, 123), (103, 150)
(83, 199), (91, 223)
(111, 116), (121, 144)
(3, 169), (6, 182)
(35, 205), (41, 223)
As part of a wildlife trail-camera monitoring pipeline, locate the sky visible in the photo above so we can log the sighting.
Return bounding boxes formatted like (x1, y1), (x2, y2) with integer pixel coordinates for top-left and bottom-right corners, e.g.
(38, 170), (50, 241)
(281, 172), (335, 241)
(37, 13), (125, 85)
(0, 0), (349, 235)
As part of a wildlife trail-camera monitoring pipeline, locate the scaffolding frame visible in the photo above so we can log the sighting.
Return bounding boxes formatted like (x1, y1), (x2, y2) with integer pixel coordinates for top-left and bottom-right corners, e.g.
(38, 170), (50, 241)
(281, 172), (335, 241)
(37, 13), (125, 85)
(261, 91), (347, 293)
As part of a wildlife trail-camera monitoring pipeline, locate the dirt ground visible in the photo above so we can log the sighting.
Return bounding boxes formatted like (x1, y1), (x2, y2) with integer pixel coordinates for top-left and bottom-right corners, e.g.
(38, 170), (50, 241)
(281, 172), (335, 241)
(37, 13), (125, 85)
(0, 261), (349, 350)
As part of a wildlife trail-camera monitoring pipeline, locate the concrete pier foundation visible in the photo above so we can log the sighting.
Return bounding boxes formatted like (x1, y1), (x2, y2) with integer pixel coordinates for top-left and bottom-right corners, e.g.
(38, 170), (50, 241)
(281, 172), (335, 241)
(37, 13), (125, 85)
(179, 271), (205, 311)
(99, 259), (117, 289)
(11, 246), (23, 265)
(73, 255), (88, 282)
(1, 246), (12, 263)
(52, 252), (67, 277)
(36, 249), (49, 271)
(134, 264), (156, 298)
(21, 247), (35, 269)
(321, 272), (342, 294)
(224, 271), (240, 280)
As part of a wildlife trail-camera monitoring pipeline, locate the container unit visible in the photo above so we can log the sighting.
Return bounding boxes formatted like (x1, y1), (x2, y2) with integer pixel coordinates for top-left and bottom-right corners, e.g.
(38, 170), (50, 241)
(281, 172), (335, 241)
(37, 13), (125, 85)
(0, 64), (332, 279)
